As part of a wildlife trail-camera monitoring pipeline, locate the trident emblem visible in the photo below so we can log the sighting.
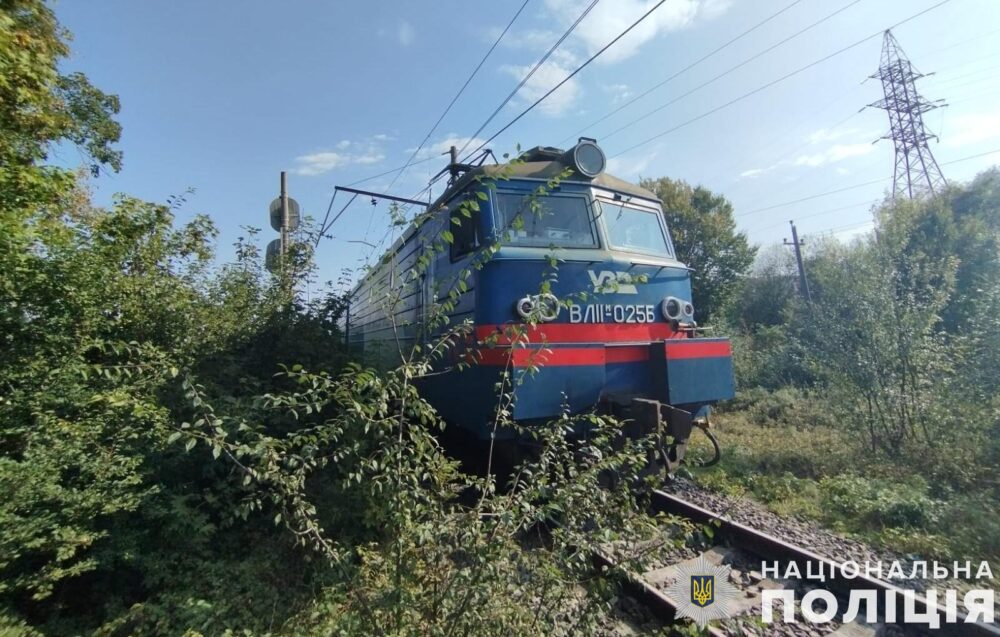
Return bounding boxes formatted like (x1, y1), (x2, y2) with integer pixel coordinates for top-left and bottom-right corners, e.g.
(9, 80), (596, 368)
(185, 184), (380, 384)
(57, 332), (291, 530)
(691, 575), (714, 607)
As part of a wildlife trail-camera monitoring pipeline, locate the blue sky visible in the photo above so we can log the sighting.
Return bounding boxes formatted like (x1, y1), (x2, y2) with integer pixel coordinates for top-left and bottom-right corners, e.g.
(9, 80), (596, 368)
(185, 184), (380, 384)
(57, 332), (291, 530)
(54, 0), (1000, 285)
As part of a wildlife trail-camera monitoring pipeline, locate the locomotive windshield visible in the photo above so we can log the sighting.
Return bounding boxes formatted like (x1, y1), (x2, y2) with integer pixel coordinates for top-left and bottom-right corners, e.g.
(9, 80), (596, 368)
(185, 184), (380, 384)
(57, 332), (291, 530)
(495, 192), (598, 248)
(599, 200), (673, 258)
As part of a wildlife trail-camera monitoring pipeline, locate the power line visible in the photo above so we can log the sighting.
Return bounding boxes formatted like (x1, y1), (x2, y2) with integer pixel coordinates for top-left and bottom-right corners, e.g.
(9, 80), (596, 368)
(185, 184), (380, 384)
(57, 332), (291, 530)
(609, 0), (954, 160)
(386, 0), (531, 192)
(927, 49), (1000, 77)
(805, 218), (874, 236)
(738, 146), (1000, 218)
(558, 0), (806, 146)
(921, 26), (1000, 58)
(750, 199), (880, 232)
(462, 0), (672, 162)
(720, 105), (864, 185)
(930, 68), (1000, 91)
(455, 0), (600, 159)
(599, 0), (864, 143)
(948, 86), (1000, 107)
(740, 177), (887, 218)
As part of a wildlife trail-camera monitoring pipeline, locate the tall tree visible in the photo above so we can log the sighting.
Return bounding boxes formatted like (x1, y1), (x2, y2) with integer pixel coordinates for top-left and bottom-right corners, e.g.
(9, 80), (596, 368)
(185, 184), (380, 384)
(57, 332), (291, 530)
(0, 0), (122, 214)
(640, 176), (756, 323)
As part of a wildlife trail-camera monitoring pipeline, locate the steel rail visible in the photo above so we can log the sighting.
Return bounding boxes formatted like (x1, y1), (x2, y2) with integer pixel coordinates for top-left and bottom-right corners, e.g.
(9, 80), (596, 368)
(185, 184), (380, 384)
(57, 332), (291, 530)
(651, 490), (1000, 637)
(591, 548), (728, 637)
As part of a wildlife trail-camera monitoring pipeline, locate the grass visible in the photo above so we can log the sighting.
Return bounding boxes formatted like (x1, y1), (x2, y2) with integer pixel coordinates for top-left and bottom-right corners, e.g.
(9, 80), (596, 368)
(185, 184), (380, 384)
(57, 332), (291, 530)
(682, 391), (1000, 570)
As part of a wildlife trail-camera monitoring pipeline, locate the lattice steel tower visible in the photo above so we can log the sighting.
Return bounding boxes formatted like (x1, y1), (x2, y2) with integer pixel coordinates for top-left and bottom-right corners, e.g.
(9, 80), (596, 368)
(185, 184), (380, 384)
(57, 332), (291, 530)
(869, 29), (946, 200)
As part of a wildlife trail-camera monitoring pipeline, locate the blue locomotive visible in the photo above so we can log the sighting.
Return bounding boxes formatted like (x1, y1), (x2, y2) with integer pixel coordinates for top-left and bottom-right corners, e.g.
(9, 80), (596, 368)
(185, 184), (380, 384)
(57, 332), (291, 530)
(347, 139), (735, 470)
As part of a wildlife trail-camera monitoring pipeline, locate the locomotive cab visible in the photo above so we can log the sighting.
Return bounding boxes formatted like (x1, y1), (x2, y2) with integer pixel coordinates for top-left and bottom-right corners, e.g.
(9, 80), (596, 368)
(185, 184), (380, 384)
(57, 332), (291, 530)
(348, 139), (735, 472)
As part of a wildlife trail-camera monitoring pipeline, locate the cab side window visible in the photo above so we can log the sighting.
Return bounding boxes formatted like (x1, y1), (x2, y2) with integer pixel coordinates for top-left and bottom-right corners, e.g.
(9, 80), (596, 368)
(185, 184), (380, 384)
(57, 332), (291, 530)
(449, 196), (481, 260)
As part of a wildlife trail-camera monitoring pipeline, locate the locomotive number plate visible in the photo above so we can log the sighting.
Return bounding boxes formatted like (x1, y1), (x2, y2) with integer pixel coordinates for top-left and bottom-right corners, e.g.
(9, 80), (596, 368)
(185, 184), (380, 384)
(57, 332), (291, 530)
(568, 304), (656, 324)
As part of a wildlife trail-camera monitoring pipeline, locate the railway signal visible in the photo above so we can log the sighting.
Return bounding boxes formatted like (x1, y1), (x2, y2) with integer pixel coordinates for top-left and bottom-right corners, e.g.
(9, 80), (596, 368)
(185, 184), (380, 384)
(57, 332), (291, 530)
(266, 171), (300, 272)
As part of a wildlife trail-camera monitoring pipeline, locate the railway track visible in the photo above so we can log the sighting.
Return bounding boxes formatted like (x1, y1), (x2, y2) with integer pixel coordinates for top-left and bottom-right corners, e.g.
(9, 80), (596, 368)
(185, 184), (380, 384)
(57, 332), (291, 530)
(594, 489), (1000, 637)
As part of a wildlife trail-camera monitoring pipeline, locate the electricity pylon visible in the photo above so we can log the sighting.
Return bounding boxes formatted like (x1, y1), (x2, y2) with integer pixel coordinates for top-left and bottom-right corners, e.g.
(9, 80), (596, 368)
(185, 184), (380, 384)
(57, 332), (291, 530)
(868, 29), (946, 200)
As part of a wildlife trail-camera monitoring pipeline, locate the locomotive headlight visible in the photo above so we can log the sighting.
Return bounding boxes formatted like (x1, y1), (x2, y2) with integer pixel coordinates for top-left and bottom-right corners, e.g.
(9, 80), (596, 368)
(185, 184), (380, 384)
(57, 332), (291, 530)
(516, 294), (561, 322)
(661, 297), (682, 320)
(683, 302), (694, 318)
(516, 296), (535, 319)
(536, 293), (560, 322)
(565, 138), (606, 178)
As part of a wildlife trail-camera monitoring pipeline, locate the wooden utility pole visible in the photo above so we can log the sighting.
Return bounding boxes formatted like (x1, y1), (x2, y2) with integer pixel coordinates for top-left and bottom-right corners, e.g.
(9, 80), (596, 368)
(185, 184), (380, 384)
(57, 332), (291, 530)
(448, 145), (459, 183)
(784, 220), (812, 303)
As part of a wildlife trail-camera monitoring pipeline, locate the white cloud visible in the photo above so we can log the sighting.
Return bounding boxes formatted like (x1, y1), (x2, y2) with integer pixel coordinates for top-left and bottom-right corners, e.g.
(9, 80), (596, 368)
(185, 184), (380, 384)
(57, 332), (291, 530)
(944, 112), (1000, 147)
(831, 221), (875, 241)
(602, 82), (633, 104)
(500, 53), (581, 116)
(397, 21), (415, 46)
(607, 150), (657, 178)
(806, 127), (867, 144)
(794, 143), (875, 167)
(698, 0), (732, 19)
(739, 130), (878, 179)
(292, 136), (387, 176)
(492, 27), (561, 51)
(293, 152), (350, 176)
(739, 165), (778, 179)
(543, 0), (722, 64)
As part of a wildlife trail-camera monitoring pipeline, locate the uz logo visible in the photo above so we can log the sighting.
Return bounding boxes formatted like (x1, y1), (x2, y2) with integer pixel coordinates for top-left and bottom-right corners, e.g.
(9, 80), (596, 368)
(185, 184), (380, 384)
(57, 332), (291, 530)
(587, 270), (638, 294)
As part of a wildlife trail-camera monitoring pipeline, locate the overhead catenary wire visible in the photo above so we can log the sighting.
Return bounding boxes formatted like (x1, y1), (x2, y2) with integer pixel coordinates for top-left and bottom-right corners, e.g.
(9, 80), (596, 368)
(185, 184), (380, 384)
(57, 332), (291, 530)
(385, 0), (532, 192)
(314, 155), (444, 244)
(558, 0), (807, 146)
(348, 155), (441, 188)
(598, 0), (864, 143)
(608, 0), (954, 160)
(461, 0), (672, 163)
(317, 2), (531, 244)
(454, 0), (601, 160)
(363, 175), (446, 265)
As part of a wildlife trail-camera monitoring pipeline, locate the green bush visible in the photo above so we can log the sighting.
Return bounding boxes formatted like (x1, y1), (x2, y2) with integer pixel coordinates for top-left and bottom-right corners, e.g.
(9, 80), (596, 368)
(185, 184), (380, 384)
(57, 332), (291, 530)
(818, 475), (940, 529)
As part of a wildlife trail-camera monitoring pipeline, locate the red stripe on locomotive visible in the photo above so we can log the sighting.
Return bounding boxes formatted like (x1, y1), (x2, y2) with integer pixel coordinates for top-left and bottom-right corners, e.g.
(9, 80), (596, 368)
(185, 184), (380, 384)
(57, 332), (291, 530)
(474, 322), (688, 345)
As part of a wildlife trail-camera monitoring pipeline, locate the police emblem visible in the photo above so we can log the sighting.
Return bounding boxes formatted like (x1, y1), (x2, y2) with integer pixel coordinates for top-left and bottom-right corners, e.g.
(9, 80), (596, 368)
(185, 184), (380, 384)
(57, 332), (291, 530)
(666, 555), (737, 627)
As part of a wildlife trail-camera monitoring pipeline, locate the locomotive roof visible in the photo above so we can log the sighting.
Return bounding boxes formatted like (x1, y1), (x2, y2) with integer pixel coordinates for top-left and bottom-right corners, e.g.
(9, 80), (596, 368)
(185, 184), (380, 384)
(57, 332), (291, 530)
(354, 151), (662, 293)
(429, 156), (661, 211)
